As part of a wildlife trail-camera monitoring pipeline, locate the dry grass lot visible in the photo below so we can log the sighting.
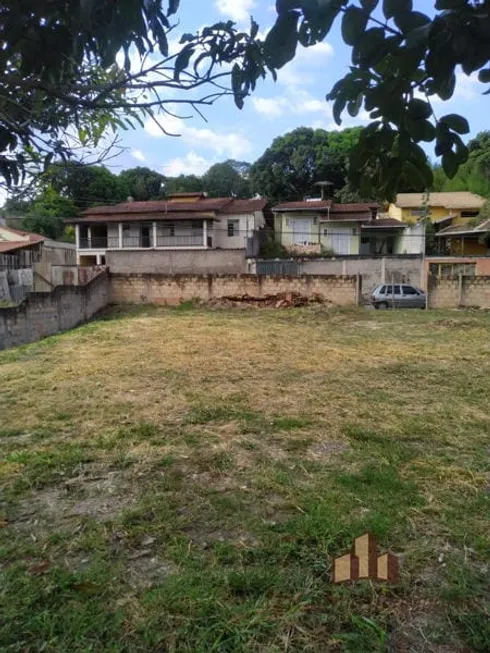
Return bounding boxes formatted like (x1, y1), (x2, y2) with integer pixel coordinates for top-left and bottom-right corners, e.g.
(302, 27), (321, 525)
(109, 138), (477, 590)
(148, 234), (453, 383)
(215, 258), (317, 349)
(1, 305), (489, 652)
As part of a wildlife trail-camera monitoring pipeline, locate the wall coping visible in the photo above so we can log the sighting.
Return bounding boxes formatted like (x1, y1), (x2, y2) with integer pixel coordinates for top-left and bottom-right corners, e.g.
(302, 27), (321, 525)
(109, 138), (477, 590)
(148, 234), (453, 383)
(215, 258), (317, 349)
(110, 272), (359, 281)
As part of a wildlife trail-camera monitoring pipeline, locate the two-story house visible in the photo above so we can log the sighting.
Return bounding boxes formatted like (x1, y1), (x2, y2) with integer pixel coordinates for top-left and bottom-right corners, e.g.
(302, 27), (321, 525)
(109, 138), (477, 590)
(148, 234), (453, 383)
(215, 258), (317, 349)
(387, 192), (488, 255)
(68, 193), (267, 265)
(272, 200), (424, 256)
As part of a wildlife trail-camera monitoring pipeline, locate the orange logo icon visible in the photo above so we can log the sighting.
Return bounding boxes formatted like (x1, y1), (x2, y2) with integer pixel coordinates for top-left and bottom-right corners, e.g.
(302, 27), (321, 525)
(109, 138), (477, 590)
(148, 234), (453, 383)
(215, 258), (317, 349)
(333, 533), (398, 584)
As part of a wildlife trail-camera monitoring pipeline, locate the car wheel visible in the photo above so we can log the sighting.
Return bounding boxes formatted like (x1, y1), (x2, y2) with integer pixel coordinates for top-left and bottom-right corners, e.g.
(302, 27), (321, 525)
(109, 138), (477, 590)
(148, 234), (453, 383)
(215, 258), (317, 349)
(376, 302), (389, 310)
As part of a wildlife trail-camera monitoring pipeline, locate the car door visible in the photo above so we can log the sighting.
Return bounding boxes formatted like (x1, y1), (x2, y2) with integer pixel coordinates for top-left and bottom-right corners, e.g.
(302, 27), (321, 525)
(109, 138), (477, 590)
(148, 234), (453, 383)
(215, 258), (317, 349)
(393, 285), (404, 308)
(402, 285), (423, 308)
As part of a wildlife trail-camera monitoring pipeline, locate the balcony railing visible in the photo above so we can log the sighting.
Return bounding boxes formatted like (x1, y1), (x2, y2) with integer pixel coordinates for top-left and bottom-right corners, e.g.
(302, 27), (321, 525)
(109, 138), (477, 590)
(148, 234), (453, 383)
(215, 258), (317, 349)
(156, 234), (203, 247)
(79, 234), (206, 249)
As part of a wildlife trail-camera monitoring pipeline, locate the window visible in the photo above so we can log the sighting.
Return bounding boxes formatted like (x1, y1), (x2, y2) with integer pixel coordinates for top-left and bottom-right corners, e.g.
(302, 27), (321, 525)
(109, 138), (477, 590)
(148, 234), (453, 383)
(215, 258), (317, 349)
(379, 286), (386, 294)
(228, 219), (239, 237)
(385, 285), (392, 294)
(352, 228), (358, 236)
(394, 285), (401, 294)
(313, 217), (318, 226)
(411, 209), (426, 217)
(191, 220), (202, 236)
(461, 211), (479, 218)
(402, 285), (418, 295)
(323, 228), (329, 237)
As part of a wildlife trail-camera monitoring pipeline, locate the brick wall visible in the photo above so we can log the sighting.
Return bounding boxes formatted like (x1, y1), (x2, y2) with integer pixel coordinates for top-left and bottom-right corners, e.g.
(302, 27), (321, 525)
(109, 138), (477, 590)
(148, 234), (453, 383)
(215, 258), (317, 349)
(0, 271), (109, 350)
(428, 275), (490, 309)
(110, 273), (360, 307)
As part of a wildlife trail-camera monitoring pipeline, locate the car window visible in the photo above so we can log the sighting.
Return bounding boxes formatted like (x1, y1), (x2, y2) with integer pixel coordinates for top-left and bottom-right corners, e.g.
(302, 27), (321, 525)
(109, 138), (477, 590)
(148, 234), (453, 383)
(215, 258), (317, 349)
(403, 286), (417, 295)
(385, 285), (392, 294)
(379, 286), (386, 294)
(394, 285), (401, 294)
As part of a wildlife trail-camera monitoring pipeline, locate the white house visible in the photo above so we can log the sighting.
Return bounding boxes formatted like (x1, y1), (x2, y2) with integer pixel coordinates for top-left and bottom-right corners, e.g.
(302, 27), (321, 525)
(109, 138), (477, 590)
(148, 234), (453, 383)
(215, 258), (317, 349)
(68, 193), (267, 265)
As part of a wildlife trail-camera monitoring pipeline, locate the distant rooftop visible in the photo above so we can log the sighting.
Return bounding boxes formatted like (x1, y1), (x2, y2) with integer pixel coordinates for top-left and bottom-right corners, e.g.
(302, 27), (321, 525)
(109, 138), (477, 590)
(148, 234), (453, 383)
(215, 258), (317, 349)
(395, 192), (486, 210)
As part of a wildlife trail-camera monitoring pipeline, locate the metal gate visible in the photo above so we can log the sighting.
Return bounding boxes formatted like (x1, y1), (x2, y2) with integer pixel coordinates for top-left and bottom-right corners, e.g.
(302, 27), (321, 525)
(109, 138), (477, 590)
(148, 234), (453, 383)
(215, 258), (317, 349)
(256, 259), (300, 276)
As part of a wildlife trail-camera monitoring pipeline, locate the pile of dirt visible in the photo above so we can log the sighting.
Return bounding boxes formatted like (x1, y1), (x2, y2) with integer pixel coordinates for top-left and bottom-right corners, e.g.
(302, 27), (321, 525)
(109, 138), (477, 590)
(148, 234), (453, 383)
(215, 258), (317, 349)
(205, 292), (330, 309)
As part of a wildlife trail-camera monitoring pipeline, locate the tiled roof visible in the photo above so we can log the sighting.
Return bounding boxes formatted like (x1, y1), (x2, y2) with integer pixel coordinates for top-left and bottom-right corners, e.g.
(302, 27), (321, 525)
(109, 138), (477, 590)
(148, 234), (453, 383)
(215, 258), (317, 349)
(273, 201), (378, 213)
(223, 198), (268, 214)
(362, 218), (407, 229)
(68, 212), (220, 224)
(435, 219), (490, 237)
(395, 192), (486, 209)
(82, 197), (234, 216)
(0, 226), (45, 253)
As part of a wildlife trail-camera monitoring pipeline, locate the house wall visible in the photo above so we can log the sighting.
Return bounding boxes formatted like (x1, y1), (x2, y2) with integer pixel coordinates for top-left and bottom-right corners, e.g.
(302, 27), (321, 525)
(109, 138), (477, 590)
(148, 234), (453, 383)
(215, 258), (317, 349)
(275, 213), (320, 247)
(388, 205), (475, 224)
(447, 239), (489, 256)
(428, 275), (490, 309)
(33, 240), (77, 291)
(395, 222), (426, 255)
(106, 249), (246, 275)
(320, 223), (360, 254)
(424, 257), (490, 287)
(0, 270), (108, 350)
(110, 273), (360, 307)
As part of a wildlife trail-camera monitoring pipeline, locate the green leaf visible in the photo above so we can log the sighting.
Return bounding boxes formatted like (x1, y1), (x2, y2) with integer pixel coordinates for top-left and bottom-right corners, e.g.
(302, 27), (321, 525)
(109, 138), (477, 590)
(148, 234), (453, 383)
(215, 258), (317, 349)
(360, 0), (379, 9)
(341, 8), (368, 46)
(333, 97), (347, 125)
(440, 114), (470, 135)
(406, 118), (436, 143)
(168, 0), (180, 16)
(173, 47), (194, 80)
(347, 94), (363, 117)
(231, 64), (244, 109)
(442, 150), (459, 178)
(435, 71), (456, 101)
(478, 69), (490, 83)
(264, 11), (299, 68)
(394, 11), (430, 33)
(435, 0), (467, 8)
(383, 0), (412, 20)
(408, 99), (431, 120)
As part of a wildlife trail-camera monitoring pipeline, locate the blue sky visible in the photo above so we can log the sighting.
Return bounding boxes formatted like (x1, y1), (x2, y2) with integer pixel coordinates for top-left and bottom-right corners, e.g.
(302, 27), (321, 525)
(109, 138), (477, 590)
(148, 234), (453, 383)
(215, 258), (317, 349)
(111, 1), (489, 178)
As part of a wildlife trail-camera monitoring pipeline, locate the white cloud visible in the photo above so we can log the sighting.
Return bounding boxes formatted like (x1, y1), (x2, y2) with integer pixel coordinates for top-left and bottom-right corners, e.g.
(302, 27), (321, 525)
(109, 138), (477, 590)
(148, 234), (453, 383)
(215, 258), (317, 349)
(278, 40), (334, 89)
(297, 41), (334, 63)
(131, 149), (146, 162)
(163, 152), (212, 176)
(252, 97), (287, 117)
(215, 0), (256, 22)
(144, 114), (252, 159)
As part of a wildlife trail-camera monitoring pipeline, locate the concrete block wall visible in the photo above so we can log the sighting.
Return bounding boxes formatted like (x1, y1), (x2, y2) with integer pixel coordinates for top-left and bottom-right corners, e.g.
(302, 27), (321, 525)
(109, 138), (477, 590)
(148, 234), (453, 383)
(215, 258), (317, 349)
(110, 274), (360, 307)
(0, 271), (109, 350)
(428, 275), (490, 309)
(106, 249), (246, 275)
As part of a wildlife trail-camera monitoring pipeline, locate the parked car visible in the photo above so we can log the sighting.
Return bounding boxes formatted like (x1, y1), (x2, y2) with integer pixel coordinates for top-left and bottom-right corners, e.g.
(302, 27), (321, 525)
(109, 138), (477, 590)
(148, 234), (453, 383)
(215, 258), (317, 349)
(371, 284), (426, 309)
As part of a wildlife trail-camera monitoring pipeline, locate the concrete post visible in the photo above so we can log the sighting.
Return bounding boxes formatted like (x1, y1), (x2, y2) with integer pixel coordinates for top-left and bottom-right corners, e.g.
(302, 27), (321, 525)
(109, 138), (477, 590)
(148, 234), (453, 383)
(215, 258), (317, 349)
(203, 219), (208, 249)
(152, 222), (157, 248)
(118, 223), (123, 249)
(356, 273), (362, 306)
(381, 256), (386, 283)
(458, 273), (464, 307)
(87, 226), (92, 250)
(342, 260), (347, 276)
(75, 224), (80, 250)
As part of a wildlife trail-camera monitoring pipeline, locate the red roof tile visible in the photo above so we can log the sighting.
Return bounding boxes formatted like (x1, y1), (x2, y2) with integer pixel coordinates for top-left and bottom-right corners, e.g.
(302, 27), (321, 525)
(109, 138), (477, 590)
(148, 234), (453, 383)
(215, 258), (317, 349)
(362, 218), (407, 229)
(273, 200), (333, 211)
(224, 199), (268, 214)
(68, 212), (220, 224)
(82, 198), (234, 216)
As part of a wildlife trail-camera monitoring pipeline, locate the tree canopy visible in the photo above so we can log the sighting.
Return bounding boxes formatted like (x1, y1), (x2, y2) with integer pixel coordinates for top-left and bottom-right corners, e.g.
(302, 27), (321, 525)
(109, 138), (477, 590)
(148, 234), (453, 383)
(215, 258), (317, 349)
(431, 131), (490, 198)
(250, 127), (362, 202)
(202, 160), (252, 198)
(118, 167), (165, 201)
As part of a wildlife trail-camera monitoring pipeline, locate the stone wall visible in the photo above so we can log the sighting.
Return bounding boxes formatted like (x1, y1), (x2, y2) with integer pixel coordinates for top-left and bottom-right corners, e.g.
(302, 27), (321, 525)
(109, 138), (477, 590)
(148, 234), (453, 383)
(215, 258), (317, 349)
(106, 249), (246, 275)
(428, 275), (490, 309)
(0, 270), (109, 350)
(110, 273), (360, 307)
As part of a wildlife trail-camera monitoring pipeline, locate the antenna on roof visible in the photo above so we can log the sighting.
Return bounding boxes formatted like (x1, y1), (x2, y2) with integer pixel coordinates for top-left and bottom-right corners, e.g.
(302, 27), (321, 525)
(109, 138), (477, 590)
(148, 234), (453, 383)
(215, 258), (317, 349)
(314, 181), (334, 201)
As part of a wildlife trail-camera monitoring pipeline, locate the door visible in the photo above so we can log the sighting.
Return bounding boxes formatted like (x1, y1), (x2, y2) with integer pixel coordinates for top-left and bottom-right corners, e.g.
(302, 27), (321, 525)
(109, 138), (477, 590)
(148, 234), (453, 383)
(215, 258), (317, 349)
(330, 228), (351, 255)
(140, 224), (151, 248)
(402, 285), (424, 308)
(291, 218), (312, 245)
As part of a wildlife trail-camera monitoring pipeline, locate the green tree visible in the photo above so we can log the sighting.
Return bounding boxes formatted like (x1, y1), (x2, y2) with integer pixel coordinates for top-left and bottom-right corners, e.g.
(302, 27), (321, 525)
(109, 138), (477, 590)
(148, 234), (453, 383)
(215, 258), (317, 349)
(250, 127), (360, 203)
(0, 1), (257, 189)
(232, 0), (490, 198)
(431, 132), (490, 198)
(20, 186), (77, 240)
(202, 160), (252, 198)
(164, 175), (204, 195)
(118, 167), (165, 201)
(47, 164), (126, 211)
